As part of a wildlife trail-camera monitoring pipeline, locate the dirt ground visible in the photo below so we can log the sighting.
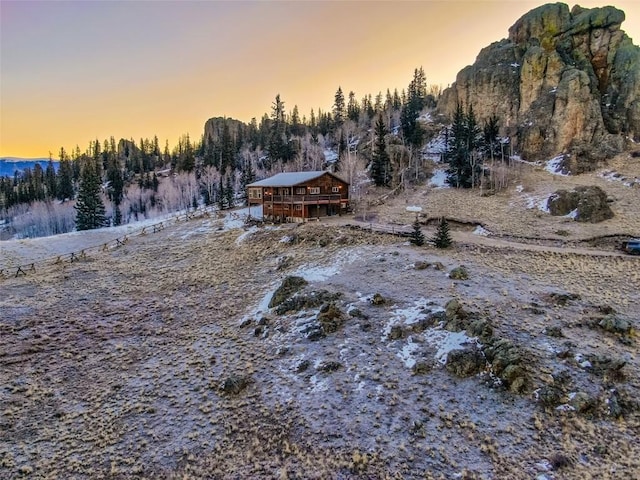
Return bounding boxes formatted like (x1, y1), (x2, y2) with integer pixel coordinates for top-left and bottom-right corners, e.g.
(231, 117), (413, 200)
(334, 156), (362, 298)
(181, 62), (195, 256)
(1, 160), (639, 479)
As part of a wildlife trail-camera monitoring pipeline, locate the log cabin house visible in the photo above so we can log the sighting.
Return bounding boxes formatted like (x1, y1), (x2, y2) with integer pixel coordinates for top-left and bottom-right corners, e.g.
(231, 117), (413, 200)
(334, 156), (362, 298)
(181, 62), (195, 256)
(247, 171), (349, 222)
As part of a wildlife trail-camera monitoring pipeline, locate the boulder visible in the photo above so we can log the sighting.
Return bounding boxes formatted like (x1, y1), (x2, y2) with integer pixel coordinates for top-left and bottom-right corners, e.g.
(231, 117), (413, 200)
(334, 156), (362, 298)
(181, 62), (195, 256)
(449, 266), (469, 280)
(269, 276), (308, 309)
(445, 348), (486, 377)
(569, 391), (594, 413)
(318, 361), (342, 373)
(439, 3), (640, 164)
(370, 293), (386, 306)
(275, 289), (342, 315)
(219, 374), (251, 395)
(547, 186), (613, 222)
(317, 302), (344, 334)
(598, 314), (631, 334)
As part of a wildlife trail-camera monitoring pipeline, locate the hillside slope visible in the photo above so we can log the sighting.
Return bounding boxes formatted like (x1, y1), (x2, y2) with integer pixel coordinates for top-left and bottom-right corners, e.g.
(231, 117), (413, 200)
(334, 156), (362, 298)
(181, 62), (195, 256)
(1, 209), (638, 478)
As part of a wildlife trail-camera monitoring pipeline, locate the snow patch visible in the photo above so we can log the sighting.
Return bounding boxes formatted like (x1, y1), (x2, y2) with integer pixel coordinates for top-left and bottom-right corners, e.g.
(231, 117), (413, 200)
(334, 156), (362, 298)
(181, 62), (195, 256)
(423, 130), (447, 161)
(565, 209), (578, 220)
(382, 298), (435, 340)
(323, 149), (338, 163)
(294, 248), (362, 282)
(599, 169), (639, 188)
(239, 282), (278, 325)
(309, 375), (329, 392)
(545, 155), (569, 176)
(429, 330), (478, 365)
(397, 338), (421, 369)
(472, 226), (491, 236)
(429, 169), (448, 188)
(235, 226), (258, 245)
(521, 192), (551, 213)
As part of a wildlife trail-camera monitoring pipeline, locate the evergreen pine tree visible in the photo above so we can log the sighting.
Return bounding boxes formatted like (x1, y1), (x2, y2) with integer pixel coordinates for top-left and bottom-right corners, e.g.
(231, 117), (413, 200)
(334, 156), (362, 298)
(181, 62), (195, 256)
(75, 160), (106, 230)
(45, 157), (57, 199)
(333, 86), (346, 128)
(410, 219), (425, 246)
(401, 67), (427, 149)
(106, 157), (124, 226)
(347, 91), (360, 122)
(371, 115), (392, 187)
(57, 157), (74, 201)
(267, 94), (289, 167)
(445, 103), (482, 188)
(432, 217), (452, 248)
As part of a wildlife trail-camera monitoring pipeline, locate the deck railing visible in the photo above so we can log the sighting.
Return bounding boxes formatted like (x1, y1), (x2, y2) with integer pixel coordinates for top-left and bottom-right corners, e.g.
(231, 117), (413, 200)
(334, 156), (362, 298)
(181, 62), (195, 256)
(265, 194), (345, 203)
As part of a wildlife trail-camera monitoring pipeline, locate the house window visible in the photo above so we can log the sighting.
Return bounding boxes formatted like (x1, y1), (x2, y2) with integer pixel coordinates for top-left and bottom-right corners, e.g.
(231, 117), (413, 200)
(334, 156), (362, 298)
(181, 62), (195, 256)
(331, 186), (340, 193)
(309, 187), (320, 194)
(249, 188), (262, 199)
(295, 205), (303, 211)
(281, 188), (290, 195)
(296, 187), (306, 194)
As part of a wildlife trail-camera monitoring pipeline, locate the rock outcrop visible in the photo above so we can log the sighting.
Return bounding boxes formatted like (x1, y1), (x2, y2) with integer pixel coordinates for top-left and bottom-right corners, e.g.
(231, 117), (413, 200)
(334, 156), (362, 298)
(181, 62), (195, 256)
(439, 3), (640, 167)
(546, 185), (614, 222)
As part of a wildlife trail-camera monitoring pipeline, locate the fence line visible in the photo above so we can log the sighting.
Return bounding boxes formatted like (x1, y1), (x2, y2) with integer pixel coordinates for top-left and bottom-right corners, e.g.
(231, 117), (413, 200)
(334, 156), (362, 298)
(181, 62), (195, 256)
(0, 205), (237, 280)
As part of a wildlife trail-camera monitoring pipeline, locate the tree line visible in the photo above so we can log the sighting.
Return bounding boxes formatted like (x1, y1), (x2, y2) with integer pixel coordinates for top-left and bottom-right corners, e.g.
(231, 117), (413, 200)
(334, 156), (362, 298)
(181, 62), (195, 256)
(2, 64), (512, 239)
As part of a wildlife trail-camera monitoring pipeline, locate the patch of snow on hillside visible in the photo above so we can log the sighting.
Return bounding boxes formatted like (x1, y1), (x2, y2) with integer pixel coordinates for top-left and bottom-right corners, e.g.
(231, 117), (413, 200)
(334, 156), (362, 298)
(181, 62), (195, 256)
(239, 282), (278, 325)
(520, 191), (551, 213)
(418, 112), (433, 123)
(235, 226), (258, 245)
(323, 149), (338, 164)
(566, 209), (578, 219)
(382, 299), (445, 342)
(545, 155), (569, 176)
(423, 130), (447, 161)
(223, 212), (245, 230)
(296, 264), (341, 282)
(599, 169), (639, 187)
(430, 169), (448, 188)
(294, 248), (363, 282)
(429, 330), (478, 365)
(473, 226), (491, 236)
(397, 338), (421, 368)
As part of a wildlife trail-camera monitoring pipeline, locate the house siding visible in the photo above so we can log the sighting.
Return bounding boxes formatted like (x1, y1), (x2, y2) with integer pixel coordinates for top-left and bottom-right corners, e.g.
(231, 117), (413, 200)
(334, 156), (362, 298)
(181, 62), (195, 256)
(247, 172), (349, 221)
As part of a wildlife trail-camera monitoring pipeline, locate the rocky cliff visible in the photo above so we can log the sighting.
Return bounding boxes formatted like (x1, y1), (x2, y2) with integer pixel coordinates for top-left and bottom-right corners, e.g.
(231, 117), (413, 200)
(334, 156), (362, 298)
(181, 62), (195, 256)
(439, 3), (640, 171)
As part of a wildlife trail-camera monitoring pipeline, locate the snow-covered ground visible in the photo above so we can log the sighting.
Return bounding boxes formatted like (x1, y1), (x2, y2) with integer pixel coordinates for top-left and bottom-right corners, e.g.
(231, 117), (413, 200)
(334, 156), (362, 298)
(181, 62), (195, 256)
(599, 169), (640, 188)
(429, 168), (449, 188)
(544, 155), (569, 176)
(2, 212), (639, 478)
(0, 206), (260, 268)
(515, 185), (551, 213)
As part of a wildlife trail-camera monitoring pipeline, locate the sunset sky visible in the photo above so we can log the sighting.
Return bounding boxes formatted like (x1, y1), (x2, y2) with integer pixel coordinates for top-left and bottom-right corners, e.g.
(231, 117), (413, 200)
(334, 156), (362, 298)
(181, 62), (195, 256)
(1, 0), (639, 158)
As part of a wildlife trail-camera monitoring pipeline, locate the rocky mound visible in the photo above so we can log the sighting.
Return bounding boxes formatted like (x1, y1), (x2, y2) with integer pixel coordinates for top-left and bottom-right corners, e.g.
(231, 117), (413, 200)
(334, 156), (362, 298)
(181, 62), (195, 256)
(439, 3), (640, 167)
(547, 185), (614, 222)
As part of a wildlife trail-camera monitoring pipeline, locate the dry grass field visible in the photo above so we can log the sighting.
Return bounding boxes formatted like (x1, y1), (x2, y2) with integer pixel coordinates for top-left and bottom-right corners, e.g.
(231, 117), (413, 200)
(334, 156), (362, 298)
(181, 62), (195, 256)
(1, 159), (639, 479)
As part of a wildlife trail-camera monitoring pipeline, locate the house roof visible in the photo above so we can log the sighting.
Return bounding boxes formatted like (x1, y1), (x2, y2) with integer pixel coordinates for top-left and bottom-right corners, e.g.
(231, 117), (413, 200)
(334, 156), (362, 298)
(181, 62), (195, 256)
(247, 171), (348, 187)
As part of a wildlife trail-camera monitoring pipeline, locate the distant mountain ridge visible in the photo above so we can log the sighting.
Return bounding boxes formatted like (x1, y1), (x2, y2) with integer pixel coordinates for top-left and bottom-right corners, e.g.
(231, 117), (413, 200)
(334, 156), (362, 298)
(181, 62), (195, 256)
(0, 158), (57, 177)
